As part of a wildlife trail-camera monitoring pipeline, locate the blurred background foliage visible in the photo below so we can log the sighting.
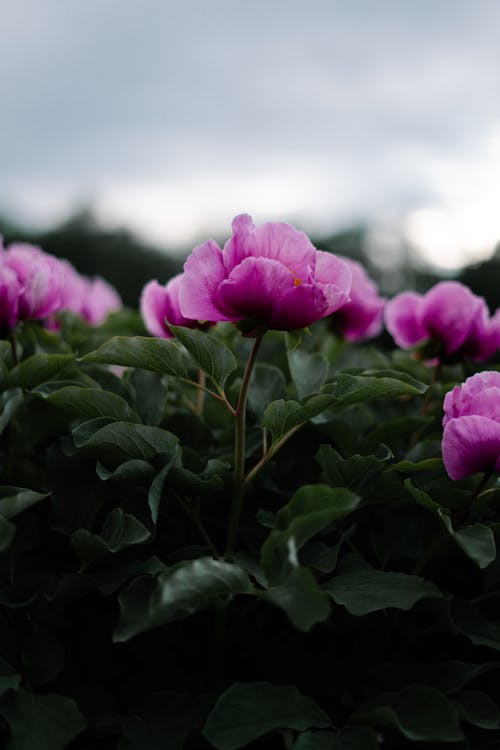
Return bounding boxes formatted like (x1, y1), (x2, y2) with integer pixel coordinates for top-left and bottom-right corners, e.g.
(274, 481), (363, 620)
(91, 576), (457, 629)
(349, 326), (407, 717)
(2, 210), (500, 312)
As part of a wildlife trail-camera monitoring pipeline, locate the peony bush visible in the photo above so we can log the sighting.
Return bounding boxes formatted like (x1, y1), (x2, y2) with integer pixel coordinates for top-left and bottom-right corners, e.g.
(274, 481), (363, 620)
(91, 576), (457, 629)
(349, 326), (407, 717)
(1, 218), (500, 749)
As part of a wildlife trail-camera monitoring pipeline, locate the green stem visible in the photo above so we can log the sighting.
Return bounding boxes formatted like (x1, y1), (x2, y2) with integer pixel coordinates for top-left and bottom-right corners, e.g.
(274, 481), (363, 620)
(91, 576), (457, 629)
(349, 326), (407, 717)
(225, 334), (264, 554)
(422, 362), (441, 417)
(8, 329), (19, 366)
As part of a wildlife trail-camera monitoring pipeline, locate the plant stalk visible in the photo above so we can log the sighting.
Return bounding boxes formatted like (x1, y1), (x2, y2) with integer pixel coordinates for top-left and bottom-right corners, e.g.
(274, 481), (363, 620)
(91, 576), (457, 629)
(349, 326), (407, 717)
(225, 334), (263, 554)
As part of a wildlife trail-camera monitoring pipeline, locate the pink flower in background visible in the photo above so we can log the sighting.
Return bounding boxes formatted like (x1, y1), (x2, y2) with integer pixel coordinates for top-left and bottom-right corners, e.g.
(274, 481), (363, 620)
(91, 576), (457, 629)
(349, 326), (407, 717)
(442, 371), (500, 480)
(0, 237), (121, 330)
(80, 277), (122, 325)
(329, 256), (385, 341)
(384, 281), (500, 362)
(0, 262), (21, 331)
(141, 274), (198, 338)
(179, 214), (352, 331)
(2, 243), (63, 320)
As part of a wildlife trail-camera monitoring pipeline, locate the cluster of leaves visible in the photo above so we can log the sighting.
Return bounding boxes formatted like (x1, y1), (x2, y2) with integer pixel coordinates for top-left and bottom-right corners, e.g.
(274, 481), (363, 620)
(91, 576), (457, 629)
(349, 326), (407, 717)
(1, 311), (500, 749)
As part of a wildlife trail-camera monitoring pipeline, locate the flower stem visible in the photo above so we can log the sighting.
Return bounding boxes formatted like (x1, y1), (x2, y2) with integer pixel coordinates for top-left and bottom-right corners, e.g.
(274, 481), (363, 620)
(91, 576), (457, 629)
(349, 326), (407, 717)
(225, 334), (263, 554)
(422, 362), (441, 417)
(8, 330), (19, 366)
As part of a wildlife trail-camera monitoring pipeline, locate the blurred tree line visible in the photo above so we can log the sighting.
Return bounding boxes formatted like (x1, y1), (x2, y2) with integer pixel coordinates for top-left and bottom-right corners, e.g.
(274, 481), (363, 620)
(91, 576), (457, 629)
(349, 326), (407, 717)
(1, 210), (499, 311)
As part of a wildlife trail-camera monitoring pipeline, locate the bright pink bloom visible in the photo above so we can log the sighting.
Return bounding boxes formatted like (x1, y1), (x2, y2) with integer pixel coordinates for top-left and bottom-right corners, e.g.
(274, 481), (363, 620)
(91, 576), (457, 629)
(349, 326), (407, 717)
(140, 274), (198, 338)
(329, 257), (385, 341)
(179, 214), (352, 331)
(442, 371), (500, 480)
(385, 281), (500, 362)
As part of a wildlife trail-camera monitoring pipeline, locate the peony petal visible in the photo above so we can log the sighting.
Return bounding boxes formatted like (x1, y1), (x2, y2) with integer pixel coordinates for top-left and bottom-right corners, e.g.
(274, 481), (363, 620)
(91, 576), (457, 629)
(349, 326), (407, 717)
(442, 415), (500, 480)
(443, 370), (500, 426)
(461, 304), (500, 362)
(384, 291), (426, 348)
(180, 239), (232, 321)
(329, 256), (385, 341)
(420, 281), (484, 355)
(223, 216), (317, 281)
(216, 256), (295, 325)
(82, 277), (122, 325)
(271, 283), (330, 330)
(0, 263), (20, 330)
(314, 251), (353, 294)
(140, 280), (172, 338)
(222, 214), (255, 272)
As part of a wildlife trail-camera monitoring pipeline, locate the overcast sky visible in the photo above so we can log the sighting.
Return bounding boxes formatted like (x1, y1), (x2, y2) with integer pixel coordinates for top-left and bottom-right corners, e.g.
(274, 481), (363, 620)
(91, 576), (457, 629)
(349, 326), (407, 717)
(2, 1), (500, 269)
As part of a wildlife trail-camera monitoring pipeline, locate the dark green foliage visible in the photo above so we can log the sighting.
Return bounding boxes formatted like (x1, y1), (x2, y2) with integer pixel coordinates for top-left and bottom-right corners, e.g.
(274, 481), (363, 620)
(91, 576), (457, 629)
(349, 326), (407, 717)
(2, 312), (500, 750)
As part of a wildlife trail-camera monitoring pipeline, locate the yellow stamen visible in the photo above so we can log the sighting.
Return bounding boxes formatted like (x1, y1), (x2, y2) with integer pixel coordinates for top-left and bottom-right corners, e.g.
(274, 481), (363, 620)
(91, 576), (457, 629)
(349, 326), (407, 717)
(294, 277), (301, 287)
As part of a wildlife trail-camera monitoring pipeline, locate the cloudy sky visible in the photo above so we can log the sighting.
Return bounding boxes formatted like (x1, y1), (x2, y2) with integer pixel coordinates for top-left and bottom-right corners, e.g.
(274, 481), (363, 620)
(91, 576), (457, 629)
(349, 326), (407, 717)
(2, 0), (500, 269)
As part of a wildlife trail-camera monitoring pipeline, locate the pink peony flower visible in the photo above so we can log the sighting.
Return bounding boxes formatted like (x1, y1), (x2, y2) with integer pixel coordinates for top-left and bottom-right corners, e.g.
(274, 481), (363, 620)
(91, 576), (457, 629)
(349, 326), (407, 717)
(140, 274), (198, 338)
(2, 242), (63, 320)
(442, 371), (500, 480)
(80, 277), (122, 325)
(329, 256), (385, 341)
(385, 281), (500, 362)
(178, 214), (352, 331)
(0, 260), (21, 331)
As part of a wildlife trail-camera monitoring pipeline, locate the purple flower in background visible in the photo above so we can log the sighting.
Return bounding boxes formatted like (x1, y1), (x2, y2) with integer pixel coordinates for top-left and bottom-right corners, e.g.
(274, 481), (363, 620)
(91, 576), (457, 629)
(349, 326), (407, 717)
(442, 371), (500, 480)
(329, 256), (385, 341)
(141, 274), (198, 338)
(384, 281), (500, 362)
(179, 214), (352, 331)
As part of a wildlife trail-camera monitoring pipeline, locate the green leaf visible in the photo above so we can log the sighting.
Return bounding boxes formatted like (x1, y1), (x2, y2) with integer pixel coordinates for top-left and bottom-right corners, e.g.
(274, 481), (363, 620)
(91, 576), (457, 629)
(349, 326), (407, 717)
(82, 335), (192, 378)
(44, 386), (140, 422)
(114, 557), (254, 642)
(0, 388), (23, 437)
(287, 349), (329, 400)
(0, 514), (15, 551)
(170, 325), (237, 392)
(262, 395), (336, 446)
(148, 450), (182, 524)
(75, 421), (179, 469)
(300, 538), (346, 574)
(96, 459), (156, 485)
(351, 685), (462, 742)
(203, 682), (331, 750)
(293, 727), (379, 750)
(316, 443), (393, 490)
(405, 479), (496, 568)
(168, 460), (229, 494)
(452, 523), (496, 569)
(0, 689), (86, 749)
(263, 567), (331, 631)
(0, 487), (50, 520)
(7, 353), (75, 389)
(453, 690), (500, 729)
(453, 601), (500, 652)
(247, 364), (286, 419)
(0, 658), (20, 698)
(261, 485), (360, 582)
(323, 569), (442, 616)
(71, 509), (151, 564)
(392, 458), (444, 473)
(322, 370), (428, 406)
